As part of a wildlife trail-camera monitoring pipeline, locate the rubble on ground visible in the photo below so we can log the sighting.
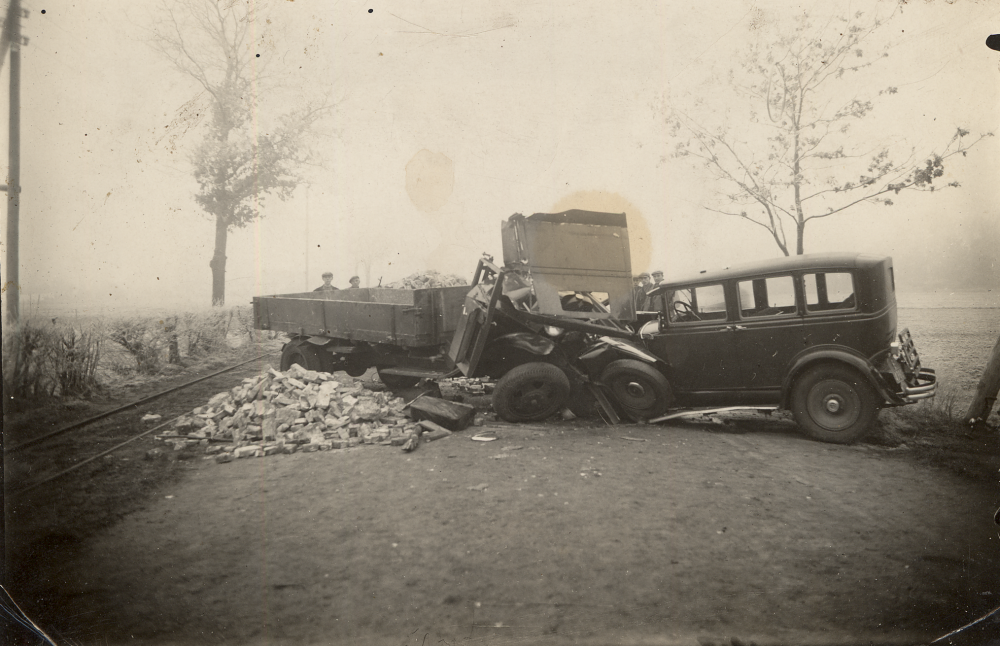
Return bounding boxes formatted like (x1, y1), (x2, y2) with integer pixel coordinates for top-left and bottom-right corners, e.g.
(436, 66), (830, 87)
(155, 363), (476, 462)
(441, 376), (495, 395)
(385, 270), (468, 289)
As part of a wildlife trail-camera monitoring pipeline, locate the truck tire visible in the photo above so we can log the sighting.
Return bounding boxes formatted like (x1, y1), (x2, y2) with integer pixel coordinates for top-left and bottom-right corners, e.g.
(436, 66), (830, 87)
(492, 362), (570, 423)
(600, 360), (672, 422)
(376, 367), (421, 390)
(280, 340), (325, 372)
(790, 363), (879, 444)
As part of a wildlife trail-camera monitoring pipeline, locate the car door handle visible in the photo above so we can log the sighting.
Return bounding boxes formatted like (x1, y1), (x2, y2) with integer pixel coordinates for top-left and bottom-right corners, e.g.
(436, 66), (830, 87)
(726, 325), (747, 331)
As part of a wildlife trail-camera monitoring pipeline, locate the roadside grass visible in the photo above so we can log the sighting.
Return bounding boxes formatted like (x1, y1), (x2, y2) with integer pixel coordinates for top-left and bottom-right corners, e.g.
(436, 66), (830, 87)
(3, 305), (275, 415)
(870, 389), (999, 481)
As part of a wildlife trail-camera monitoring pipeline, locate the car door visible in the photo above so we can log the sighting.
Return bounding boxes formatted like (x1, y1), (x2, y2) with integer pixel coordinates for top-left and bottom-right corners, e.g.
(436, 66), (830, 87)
(731, 274), (804, 401)
(645, 282), (743, 402)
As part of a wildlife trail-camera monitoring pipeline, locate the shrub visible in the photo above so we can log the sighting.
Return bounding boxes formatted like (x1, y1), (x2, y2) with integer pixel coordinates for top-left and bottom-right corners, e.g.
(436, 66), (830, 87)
(2, 323), (57, 412)
(52, 325), (103, 396)
(106, 318), (166, 374)
(183, 309), (233, 356)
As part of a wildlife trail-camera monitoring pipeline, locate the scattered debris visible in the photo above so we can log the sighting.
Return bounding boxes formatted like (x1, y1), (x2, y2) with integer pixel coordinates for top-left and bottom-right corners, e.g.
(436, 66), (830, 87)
(417, 420), (453, 441)
(141, 414), (162, 423)
(408, 396), (476, 431)
(621, 436), (646, 442)
(441, 376), (496, 395)
(467, 483), (489, 492)
(471, 434), (498, 442)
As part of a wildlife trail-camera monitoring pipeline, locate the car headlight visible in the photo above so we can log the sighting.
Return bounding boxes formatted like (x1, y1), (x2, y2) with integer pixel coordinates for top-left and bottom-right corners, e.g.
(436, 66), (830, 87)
(544, 325), (564, 337)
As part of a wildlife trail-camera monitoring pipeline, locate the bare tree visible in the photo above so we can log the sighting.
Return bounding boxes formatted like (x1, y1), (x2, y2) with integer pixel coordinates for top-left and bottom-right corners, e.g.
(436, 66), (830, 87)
(669, 8), (991, 256)
(148, 0), (330, 304)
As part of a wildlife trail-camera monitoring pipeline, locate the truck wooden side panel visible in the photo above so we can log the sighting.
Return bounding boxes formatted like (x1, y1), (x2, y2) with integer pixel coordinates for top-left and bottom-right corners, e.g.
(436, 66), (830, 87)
(253, 286), (470, 347)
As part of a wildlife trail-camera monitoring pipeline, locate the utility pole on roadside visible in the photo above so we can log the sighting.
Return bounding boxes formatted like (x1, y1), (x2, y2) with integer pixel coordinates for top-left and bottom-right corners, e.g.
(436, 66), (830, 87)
(3, 0), (24, 325)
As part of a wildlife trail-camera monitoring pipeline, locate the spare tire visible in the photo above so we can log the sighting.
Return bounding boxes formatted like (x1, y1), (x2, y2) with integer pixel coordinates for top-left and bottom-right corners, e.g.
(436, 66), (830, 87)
(492, 362), (571, 423)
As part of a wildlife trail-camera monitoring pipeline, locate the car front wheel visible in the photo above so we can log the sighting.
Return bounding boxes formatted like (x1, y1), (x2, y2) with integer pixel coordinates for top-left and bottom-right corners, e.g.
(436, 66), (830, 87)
(492, 362), (571, 422)
(600, 359), (672, 422)
(790, 364), (879, 444)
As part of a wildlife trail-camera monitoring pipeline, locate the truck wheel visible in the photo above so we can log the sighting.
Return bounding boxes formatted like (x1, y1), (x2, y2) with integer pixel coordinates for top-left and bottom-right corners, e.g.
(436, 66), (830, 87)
(280, 340), (324, 372)
(344, 359), (370, 377)
(790, 364), (879, 444)
(600, 360), (672, 422)
(376, 368), (421, 390)
(492, 363), (570, 422)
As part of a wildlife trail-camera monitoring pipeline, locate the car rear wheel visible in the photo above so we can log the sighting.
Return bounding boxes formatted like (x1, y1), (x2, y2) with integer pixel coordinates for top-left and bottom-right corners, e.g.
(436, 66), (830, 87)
(790, 364), (879, 444)
(492, 362), (571, 422)
(600, 360), (672, 421)
(280, 339), (325, 372)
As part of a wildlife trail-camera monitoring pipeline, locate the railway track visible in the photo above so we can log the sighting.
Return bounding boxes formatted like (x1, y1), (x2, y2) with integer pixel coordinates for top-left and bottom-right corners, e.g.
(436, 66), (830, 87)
(6, 351), (280, 498)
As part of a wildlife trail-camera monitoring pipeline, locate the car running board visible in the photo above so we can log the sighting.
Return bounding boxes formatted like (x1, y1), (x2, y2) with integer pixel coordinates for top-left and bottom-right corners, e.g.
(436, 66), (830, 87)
(648, 406), (778, 424)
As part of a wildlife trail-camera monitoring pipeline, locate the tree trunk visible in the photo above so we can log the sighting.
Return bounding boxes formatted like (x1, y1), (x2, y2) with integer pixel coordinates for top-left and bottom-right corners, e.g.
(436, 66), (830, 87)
(965, 332), (1000, 432)
(210, 215), (228, 306)
(165, 316), (180, 364)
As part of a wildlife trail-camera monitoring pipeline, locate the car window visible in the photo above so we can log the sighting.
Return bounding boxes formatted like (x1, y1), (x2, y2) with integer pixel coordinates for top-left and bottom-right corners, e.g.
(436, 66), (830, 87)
(669, 284), (727, 323)
(738, 275), (797, 318)
(804, 272), (855, 312)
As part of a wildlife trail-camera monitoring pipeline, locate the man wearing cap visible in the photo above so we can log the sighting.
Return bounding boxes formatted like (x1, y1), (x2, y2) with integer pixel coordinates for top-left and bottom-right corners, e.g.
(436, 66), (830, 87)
(647, 270), (666, 312)
(314, 272), (339, 292)
(348, 276), (361, 289)
(632, 273), (650, 311)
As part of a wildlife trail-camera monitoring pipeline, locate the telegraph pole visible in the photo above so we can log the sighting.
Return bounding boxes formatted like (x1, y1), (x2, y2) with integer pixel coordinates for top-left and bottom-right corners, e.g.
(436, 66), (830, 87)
(4, 0), (22, 325)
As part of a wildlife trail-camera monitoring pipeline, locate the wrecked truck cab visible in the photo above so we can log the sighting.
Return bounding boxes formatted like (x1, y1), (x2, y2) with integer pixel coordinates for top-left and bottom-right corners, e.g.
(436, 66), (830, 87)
(448, 210), (641, 421)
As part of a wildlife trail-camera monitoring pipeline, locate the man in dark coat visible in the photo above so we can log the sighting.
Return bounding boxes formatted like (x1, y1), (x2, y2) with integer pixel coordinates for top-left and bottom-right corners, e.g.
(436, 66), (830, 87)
(314, 272), (339, 292)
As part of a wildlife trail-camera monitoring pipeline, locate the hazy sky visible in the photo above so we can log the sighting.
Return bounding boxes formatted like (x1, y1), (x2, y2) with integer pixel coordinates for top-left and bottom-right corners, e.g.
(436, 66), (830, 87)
(1, 0), (998, 315)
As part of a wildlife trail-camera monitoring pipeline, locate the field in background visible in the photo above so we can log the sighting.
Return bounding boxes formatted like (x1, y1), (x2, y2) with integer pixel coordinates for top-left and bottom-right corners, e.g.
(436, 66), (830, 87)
(899, 306), (999, 414)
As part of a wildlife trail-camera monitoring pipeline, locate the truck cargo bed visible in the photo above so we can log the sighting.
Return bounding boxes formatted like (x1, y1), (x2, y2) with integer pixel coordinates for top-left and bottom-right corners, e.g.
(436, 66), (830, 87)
(254, 286), (470, 347)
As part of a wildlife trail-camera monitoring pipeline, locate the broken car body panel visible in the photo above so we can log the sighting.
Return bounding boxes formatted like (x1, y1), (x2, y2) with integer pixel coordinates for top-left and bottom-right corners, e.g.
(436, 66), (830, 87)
(501, 210), (636, 321)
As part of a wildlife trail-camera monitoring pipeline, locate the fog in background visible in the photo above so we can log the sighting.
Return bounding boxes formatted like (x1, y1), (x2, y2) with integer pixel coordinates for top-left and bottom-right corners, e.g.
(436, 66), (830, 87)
(1, 0), (998, 317)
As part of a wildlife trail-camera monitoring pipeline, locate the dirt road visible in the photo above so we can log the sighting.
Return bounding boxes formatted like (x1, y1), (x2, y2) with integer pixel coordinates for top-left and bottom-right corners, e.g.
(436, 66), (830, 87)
(12, 407), (997, 645)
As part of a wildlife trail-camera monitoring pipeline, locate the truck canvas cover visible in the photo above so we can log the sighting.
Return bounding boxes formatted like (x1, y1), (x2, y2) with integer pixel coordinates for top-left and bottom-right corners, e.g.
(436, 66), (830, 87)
(501, 210), (636, 320)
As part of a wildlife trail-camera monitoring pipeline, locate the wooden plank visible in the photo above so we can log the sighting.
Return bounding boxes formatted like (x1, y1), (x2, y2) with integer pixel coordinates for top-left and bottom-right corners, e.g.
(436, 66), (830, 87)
(407, 396), (476, 431)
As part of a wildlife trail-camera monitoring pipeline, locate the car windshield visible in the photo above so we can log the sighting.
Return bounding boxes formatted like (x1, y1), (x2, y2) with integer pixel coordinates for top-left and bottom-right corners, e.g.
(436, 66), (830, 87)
(668, 284), (727, 322)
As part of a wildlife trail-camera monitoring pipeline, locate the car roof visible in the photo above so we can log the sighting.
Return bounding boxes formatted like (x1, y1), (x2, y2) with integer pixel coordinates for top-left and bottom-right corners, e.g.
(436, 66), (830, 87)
(658, 252), (889, 288)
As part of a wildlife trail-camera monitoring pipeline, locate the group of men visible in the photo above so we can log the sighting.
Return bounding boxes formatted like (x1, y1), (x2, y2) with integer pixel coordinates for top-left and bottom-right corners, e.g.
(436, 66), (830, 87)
(314, 272), (361, 292)
(632, 269), (665, 312)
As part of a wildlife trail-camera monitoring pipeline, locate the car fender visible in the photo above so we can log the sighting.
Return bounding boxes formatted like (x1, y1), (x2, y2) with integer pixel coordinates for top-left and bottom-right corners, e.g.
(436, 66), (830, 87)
(781, 345), (897, 407)
(596, 336), (663, 365)
(475, 332), (560, 379)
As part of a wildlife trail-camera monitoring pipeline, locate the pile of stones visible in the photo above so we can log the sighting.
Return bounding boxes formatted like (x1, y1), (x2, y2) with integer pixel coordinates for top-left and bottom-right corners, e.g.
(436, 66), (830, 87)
(384, 270), (468, 289)
(158, 363), (447, 462)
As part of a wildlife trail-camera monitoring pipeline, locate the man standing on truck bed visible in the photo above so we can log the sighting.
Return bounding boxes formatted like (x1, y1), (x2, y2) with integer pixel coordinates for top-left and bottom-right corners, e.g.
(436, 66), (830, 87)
(314, 272), (339, 292)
